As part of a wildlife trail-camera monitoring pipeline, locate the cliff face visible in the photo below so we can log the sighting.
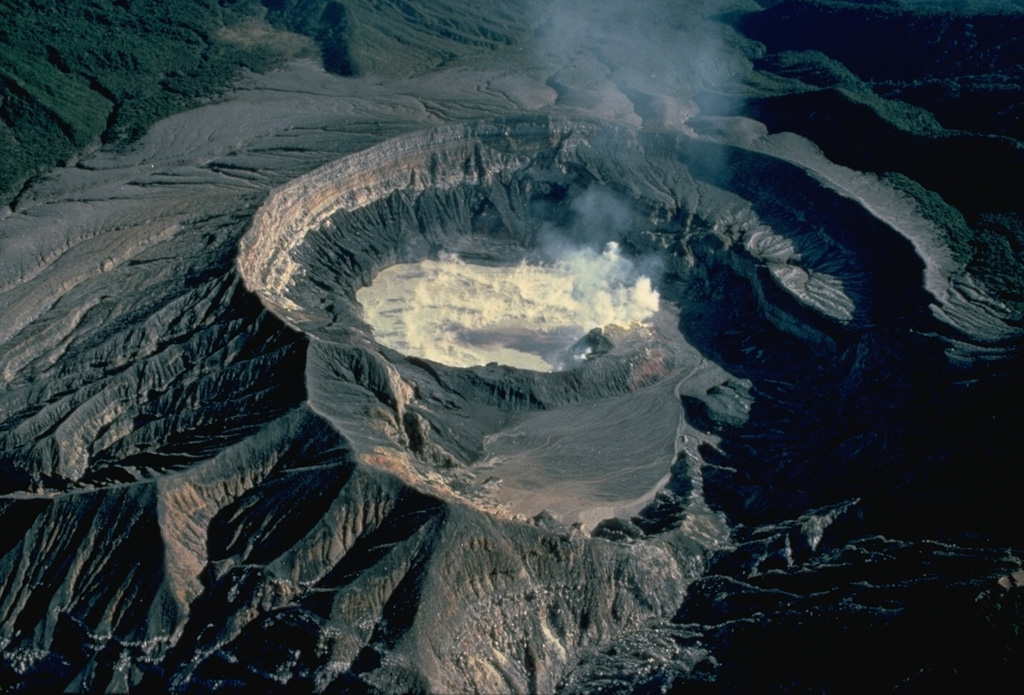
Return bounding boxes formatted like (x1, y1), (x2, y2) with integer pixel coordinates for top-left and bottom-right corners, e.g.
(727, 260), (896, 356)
(2, 1), (1023, 692)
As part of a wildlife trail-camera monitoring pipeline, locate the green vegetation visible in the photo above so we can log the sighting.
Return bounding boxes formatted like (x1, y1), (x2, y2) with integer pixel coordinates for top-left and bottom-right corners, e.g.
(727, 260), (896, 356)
(0, 0), (534, 207)
(967, 213), (1024, 313)
(261, 0), (353, 74)
(0, 0), (320, 207)
(759, 50), (947, 137)
(882, 172), (1024, 313)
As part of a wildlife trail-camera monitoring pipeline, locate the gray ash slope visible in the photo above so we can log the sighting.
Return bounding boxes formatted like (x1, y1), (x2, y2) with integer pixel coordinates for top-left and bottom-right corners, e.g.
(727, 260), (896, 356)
(1, 0), (1023, 692)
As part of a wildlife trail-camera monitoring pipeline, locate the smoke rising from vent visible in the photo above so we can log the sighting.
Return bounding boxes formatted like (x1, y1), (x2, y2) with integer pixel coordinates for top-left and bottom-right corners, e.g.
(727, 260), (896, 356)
(357, 184), (663, 370)
(357, 242), (659, 371)
(532, 0), (749, 117)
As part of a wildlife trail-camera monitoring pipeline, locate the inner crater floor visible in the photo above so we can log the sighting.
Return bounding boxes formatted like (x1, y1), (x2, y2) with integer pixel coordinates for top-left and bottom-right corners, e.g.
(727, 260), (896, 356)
(356, 245), (661, 372)
(472, 303), (709, 527)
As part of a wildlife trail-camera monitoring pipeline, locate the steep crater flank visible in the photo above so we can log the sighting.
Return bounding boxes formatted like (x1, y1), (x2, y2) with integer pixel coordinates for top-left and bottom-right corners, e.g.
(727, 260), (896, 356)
(238, 117), (940, 525)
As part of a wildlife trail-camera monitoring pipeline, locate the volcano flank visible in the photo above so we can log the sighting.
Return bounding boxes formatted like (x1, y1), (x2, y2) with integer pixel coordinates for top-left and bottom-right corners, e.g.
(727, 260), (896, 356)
(1, 1), (1023, 693)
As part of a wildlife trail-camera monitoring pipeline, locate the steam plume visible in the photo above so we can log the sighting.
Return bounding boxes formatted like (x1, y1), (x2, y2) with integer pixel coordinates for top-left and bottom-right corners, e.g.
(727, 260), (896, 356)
(358, 243), (659, 371)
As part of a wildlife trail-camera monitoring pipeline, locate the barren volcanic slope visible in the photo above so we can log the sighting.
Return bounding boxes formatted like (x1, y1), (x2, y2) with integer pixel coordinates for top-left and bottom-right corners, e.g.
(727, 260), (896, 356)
(2, 0), (1023, 692)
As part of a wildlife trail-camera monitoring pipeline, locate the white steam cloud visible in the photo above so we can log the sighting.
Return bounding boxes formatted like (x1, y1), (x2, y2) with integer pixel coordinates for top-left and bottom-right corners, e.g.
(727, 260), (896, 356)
(357, 242), (659, 371)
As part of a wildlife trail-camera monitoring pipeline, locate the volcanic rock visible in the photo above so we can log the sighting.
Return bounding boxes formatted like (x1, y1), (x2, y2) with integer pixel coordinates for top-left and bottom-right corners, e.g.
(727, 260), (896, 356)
(1, 0), (1022, 692)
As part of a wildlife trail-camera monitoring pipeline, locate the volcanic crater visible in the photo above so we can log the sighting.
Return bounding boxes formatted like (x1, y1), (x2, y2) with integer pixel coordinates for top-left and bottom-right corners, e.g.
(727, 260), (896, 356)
(4, 2), (1023, 691)
(237, 115), (936, 527)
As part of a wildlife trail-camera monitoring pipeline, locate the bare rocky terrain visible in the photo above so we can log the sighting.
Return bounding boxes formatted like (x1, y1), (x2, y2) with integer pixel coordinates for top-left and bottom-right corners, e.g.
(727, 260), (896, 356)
(1, 0), (1022, 692)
